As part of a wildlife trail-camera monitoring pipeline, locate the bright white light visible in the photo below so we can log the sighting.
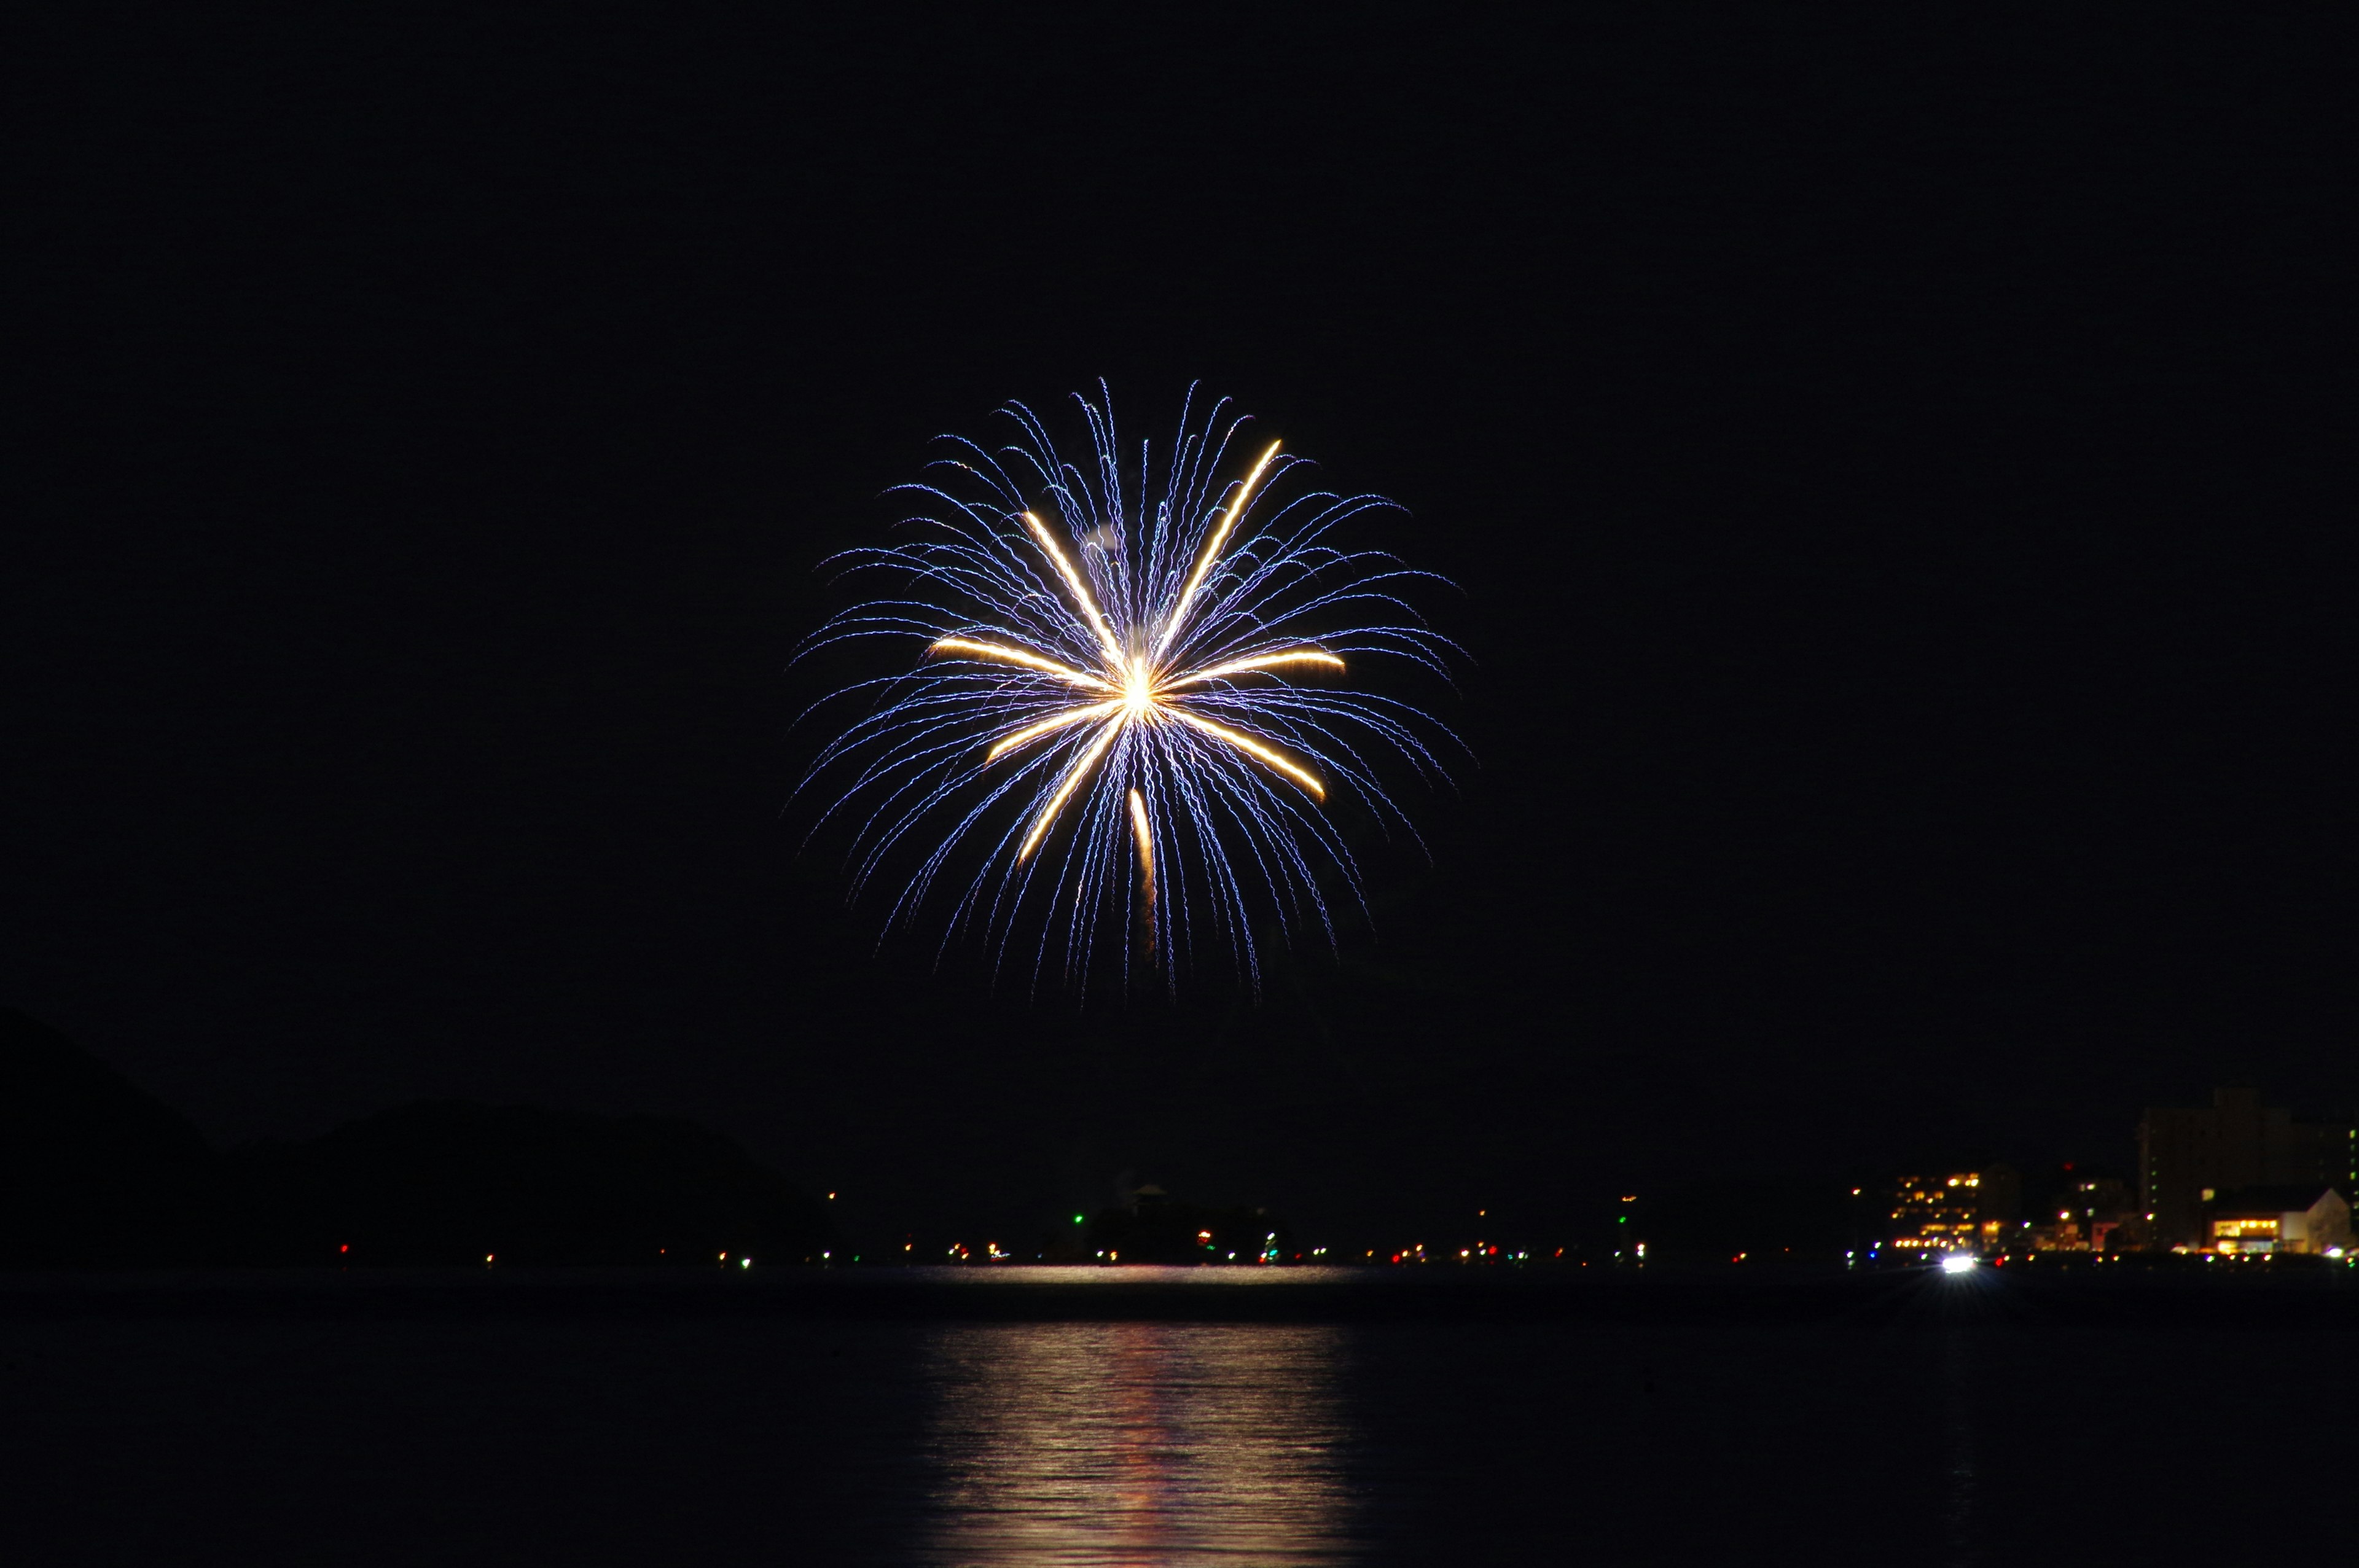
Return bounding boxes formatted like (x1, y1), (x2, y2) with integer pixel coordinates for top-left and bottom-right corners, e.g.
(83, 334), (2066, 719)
(1941, 1252), (1978, 1275)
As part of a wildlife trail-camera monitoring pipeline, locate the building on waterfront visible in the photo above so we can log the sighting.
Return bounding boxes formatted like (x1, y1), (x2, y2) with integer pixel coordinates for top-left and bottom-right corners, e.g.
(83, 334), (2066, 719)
(2137, 1090), (2355, 1247)
(2202, 1187), (2351, 1256)
(1888, 1167), (2020, 1254)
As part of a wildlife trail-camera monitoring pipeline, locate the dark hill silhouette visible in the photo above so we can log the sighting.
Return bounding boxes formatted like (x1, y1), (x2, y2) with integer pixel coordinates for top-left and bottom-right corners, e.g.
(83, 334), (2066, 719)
(217, 1101), (839, 1266)
(2, 1009), (837, 1266)
(2, 1007), (214, 1264)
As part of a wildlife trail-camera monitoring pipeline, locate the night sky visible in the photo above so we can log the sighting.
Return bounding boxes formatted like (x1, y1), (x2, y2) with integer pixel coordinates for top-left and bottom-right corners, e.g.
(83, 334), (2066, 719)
(10, 12), (2347, 1248)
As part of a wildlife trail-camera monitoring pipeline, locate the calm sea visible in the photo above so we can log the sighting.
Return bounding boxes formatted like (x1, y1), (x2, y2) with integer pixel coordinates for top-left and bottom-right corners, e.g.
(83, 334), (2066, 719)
(3, 1266), (2348, 1564)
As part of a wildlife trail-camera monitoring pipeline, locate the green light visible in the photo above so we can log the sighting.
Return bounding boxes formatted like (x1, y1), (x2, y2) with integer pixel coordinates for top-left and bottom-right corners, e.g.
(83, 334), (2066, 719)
(1073, 1214), (1085, 1224)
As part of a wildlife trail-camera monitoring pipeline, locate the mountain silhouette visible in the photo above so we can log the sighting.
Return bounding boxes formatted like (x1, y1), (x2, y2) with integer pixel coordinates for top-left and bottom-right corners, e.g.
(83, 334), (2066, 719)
(2, 1008), (836, 1266)
(216, 1100), (838, 1266)
(1, 1008), (214, 1265)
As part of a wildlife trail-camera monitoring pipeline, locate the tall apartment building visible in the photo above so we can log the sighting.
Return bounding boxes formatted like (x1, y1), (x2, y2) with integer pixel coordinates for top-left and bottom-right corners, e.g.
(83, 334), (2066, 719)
(2137, 1089), (2355, 1247)
(1888, 1166), (2021, 1253)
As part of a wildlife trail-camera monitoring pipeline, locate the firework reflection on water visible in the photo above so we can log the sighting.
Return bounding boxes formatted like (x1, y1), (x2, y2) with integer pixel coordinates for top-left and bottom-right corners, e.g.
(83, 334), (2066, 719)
(918, 1318), (1352, 1566)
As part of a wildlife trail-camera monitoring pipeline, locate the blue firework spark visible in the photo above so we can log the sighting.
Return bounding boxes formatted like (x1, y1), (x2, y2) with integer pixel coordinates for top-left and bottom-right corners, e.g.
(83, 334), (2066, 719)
(797, 386), (1460, 991)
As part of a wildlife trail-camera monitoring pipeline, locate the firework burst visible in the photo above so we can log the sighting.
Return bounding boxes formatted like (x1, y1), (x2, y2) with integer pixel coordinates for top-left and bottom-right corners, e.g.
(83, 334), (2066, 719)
(797, 386), (1460, 992)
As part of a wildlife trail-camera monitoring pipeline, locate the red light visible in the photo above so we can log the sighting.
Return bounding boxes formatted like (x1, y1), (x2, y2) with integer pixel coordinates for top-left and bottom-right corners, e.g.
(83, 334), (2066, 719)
(338, 1244), (349, 1254)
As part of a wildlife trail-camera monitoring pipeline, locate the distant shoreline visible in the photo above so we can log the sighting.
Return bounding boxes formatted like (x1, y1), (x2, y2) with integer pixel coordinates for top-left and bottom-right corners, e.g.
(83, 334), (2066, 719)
(8, 1264), (2355, 1330)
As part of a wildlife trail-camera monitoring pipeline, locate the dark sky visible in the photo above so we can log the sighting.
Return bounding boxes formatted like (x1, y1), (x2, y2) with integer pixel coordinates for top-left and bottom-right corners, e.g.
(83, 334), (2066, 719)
(9, 12), (2349, 1247)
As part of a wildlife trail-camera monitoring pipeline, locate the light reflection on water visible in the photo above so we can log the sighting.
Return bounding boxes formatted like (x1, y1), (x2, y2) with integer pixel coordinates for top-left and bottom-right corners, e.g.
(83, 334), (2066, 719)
(917, 1312), (1353, 1566)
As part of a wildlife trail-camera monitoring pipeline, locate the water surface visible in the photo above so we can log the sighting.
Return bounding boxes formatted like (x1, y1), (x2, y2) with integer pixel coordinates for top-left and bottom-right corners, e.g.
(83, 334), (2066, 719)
(3, 1268), (2347, 1564)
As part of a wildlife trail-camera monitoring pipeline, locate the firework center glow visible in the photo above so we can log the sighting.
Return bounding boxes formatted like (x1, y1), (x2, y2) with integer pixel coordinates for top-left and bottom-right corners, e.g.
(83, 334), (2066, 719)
(1122, 657), (1157, 722)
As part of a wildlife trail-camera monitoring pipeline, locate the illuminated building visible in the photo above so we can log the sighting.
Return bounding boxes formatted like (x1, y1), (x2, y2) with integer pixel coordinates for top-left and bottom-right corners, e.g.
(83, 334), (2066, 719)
(1888, 1167), (2018, 1255)
(2202, 1187), (2350, 1256)
(2137, 1090), (2355, 1247)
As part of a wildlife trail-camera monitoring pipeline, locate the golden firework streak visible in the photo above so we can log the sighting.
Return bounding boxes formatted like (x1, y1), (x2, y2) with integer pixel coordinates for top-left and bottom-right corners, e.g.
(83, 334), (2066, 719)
(1167, 709), (1325, 798)
(1156, 440), (1281, 657)
(1017, 720), (1123, 862)
(928, 638), (1113, 690)
(1127, 786), (1156, 955)
(1162, 649), (1344, 688)
(1022, 512), (1124, 666)
(986, 700), (1122, 760)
